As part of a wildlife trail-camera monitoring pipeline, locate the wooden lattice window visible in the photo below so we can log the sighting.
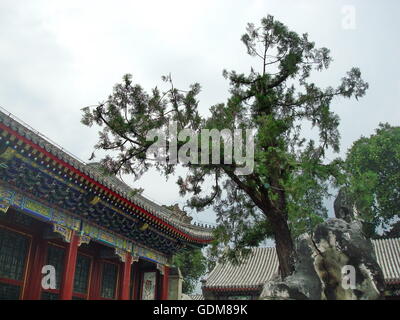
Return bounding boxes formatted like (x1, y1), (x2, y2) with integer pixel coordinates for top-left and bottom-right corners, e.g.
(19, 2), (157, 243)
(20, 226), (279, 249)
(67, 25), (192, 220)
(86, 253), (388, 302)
(41, 244), (65, 300)
(0, 227), (30, 300)
(100, 262), (118, 299)
(72, 253), (92, 299)
(0, 282), (21, 300)
(41, 291), (59, 300)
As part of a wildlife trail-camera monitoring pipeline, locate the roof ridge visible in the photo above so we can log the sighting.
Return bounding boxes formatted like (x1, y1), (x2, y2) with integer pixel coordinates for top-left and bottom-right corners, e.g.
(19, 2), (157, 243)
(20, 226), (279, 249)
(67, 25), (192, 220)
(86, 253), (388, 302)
(372, 237), (400, 242)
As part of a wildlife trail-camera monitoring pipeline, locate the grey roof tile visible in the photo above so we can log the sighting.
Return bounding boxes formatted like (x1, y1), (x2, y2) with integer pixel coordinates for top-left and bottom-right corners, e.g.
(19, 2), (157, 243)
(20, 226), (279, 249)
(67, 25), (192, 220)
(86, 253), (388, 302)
(204, 239), (400, 290)
(189, 294), (204, 300)
(203, 247), (279, 290)
(372, 238), (400, 284)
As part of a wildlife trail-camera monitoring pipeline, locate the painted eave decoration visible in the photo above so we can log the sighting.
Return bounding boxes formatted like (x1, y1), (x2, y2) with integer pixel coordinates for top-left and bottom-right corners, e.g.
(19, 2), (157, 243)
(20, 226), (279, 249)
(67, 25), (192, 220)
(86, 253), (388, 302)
(0, 109), (213, 258)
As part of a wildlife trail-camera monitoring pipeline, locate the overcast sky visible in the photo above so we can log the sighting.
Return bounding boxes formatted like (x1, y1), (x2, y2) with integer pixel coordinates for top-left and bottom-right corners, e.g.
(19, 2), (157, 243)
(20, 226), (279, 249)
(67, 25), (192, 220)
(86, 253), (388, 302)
(1, 0), (399, 224)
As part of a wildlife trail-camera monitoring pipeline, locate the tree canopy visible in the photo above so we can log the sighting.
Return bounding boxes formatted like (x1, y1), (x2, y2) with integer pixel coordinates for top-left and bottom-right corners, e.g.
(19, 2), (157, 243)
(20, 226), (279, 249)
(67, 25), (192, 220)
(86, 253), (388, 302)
(172, 248), (208, 294)
(345, 123), (400, 238)
(81, 15), (368, 278)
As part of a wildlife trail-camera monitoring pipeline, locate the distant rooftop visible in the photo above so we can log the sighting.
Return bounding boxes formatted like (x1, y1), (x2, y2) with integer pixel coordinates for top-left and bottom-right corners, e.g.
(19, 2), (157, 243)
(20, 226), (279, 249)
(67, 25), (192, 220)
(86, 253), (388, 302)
(202, 247), (279, 291)
(189, 294), (204, 300)
(372, 238), (400, 285)
(203, 238), (400, 291)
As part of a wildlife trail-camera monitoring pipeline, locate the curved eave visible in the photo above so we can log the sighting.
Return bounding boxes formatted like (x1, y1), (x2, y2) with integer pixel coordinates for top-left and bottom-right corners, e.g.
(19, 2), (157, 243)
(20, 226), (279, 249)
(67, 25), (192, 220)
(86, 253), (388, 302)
(0, 121), (213, 245)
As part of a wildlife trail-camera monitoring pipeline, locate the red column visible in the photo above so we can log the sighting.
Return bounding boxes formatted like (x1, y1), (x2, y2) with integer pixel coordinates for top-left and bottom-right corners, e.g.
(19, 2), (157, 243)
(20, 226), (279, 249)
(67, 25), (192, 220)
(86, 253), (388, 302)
(161, 266), (170, 300)
(59, 232), (79, 300)
(88, 258), (101, 300)
(132, 262), (140, 300)
(25, 234), (47, 299)
(120, 253), (132, 300)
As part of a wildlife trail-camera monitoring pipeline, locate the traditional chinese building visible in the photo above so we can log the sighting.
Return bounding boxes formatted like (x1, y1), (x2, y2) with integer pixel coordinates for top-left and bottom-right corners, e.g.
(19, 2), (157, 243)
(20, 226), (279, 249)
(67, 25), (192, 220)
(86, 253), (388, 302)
(0, 109), (213, 300)
(201, 239), (400, 300)
(372, 238), (400, 299)
(201, 247), (278, 300)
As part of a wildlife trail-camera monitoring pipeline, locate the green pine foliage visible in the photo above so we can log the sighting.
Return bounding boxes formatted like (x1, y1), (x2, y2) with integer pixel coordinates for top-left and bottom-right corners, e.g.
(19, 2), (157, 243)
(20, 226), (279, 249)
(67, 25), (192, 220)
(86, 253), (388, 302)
(82, 15), (368, 277)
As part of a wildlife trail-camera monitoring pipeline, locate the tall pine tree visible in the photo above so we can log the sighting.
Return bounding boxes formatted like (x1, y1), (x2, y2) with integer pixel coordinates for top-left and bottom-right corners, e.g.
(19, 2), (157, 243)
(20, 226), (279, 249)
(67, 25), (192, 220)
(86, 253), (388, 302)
(82, 15), (368, 278)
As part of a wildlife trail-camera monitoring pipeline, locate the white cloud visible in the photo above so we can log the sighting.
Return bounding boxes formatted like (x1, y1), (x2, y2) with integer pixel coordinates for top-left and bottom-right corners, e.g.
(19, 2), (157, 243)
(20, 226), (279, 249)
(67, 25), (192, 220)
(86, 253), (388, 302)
(1, 0), (399, 223)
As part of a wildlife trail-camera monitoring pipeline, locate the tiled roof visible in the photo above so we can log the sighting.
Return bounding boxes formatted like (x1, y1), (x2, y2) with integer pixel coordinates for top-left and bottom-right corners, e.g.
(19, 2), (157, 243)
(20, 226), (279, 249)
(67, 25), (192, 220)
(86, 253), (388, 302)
(189, 294), (204, 300)
(372, 238), (400, 284)
(203, 247), (279, 290)
(86, 163), (212, 239)
(0, 108), (213, 241)
(203, 239), (400, 290)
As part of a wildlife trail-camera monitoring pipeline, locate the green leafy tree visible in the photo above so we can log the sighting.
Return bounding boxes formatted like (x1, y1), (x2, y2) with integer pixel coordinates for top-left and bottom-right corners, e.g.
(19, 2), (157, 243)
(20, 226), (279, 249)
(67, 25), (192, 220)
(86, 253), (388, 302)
(81, 15), (368, 278)
(345, 123), (400, 237)
(173, 248), (208, 294)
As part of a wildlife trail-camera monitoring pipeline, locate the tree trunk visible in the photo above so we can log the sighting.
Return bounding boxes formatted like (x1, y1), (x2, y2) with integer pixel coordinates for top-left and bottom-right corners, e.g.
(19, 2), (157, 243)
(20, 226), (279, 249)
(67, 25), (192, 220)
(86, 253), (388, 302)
(268, 211), (296, 278)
